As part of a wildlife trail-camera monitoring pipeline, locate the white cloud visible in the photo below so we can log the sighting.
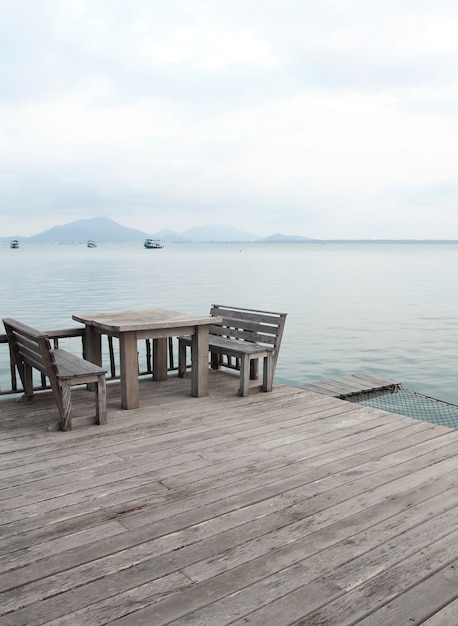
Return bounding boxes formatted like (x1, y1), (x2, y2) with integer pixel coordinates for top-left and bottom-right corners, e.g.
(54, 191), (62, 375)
(136, 24), (278, 69)
(2, 0), (458, 237)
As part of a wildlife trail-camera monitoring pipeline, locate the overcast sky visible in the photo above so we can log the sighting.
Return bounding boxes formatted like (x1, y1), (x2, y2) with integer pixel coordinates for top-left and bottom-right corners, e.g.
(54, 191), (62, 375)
(2, 0), (458, 238)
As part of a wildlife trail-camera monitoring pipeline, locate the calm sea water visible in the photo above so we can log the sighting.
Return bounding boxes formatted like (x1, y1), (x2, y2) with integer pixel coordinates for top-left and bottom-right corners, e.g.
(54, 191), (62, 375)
(2, 242), (458, 404)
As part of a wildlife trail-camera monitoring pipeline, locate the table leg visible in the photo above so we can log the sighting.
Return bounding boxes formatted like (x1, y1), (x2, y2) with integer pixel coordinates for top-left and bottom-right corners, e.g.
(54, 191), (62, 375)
(119, 331), (139, 409)
(152, 338), (168, 381)
(84, 326), (102, 365)
(84, 326), (102, 391)
(191, 325), (209, 397)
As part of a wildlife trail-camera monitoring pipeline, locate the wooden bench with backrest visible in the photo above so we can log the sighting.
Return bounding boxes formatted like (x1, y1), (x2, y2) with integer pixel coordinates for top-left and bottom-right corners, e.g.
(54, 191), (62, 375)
(3, 318), (107, 431)
(178, 305), (287, 397)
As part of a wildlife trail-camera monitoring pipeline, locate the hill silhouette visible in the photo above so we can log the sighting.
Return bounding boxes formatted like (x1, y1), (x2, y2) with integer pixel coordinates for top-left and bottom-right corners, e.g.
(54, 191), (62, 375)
(2, 217), (316, 243)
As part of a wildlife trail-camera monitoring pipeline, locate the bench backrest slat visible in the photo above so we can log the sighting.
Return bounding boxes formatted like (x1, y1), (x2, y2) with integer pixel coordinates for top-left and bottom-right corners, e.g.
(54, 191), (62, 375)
(209, 305), (287, 351)
(3, 318), (60, 393)
(210, 305), (283, 325)
(209, 325), (278, 345)
(11, 334), (49, 375)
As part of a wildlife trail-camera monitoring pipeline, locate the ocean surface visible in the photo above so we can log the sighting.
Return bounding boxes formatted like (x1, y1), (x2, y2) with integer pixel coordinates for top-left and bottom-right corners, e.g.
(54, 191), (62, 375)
(2, 241), (458, 404)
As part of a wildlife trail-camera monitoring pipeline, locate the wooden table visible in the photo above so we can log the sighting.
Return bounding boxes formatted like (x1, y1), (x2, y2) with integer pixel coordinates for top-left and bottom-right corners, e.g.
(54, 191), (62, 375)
(72, 309), (220, 410)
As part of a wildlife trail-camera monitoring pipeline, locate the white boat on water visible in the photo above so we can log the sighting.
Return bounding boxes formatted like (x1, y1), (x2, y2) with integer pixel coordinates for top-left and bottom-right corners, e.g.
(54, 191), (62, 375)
(144, 239), (163, 249)
(10, 240), (19, 249)
(87, 240), (97, 248)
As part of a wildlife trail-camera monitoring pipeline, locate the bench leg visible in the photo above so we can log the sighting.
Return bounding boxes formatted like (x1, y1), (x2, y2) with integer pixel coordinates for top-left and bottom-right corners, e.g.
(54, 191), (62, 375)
(210, 351), (221, 370)
(238, 355), (251, 397)
(250, 359), (259, 380)
(16, 363), (34, 402)
(96, 375), (107, 425)
(262, 354), (273, 392)
(60, 380), (73, 431)
(23, 363), (34, 398)
(178, 339), (187, 378)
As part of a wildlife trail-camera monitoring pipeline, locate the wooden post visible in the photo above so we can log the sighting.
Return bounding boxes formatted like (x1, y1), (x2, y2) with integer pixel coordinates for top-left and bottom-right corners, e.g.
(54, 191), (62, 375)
(191, 325), (209, 397)
(119, 331), (139, 409)
(152, 338), (168, 381)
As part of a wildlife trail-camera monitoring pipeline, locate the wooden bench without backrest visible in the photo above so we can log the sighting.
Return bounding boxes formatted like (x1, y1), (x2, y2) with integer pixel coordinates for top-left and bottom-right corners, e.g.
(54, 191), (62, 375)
(3, 318), (107, 431)
(178, 305), (287, 397)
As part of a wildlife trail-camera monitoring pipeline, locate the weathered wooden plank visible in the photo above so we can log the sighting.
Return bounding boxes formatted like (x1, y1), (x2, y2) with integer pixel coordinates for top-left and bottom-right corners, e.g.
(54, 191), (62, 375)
(302, 380), (351, 396)
(289, 539), (458, 626)
(92, 509), (458, 626)
(354, 562), (458, 625)
(298, 381), (339, 396)
(0, 452), (202, 514)
(3, 464), (458, 625)
(301, 372), (403, 398)
(350, 371), (401, 388)
(2, 439), (456, 619)
(0, 420), (439, 551)
(0, 394), (450, 536)
(420, 597), (458, 626)
(0, 520), (127, 574)
(0, 420), (446, 512)
(0, 414), (432, 540)
(0, 475), (169, 527)
(161, 510), (458, 626)
(0, 371), (456, 625)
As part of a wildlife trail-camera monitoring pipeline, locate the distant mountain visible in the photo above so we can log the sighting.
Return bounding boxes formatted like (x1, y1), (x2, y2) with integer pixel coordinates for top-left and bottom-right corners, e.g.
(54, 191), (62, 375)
(180, 224), (259, 242)
(151, 229), (190, 243)
(261, 233), (315, 243)
(28, 217), (149, 243)
(1, 217), (320, 244)
(5, 217), (458, 244)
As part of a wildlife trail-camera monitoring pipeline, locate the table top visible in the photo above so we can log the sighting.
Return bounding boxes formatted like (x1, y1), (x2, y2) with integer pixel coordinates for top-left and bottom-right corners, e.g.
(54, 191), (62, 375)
(72, 309), (220, 333)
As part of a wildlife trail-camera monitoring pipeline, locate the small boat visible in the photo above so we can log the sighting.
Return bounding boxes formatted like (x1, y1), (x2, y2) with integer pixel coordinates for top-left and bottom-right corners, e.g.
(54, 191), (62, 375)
(10, 240), (19, 249)
(144, 239), (163, 249)
(87, 240), (97, 248)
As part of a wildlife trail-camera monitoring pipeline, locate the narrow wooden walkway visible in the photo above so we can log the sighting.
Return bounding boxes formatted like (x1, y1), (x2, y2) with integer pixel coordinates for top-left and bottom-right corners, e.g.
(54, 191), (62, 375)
(0, 371), (457, 625)
(301, 371), (402, 398)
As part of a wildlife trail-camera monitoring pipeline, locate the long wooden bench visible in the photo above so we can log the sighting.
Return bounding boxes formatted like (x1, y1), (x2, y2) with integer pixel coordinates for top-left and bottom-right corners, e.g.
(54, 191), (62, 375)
(3, 318), (107, 431)
(178, 305), (287, 397)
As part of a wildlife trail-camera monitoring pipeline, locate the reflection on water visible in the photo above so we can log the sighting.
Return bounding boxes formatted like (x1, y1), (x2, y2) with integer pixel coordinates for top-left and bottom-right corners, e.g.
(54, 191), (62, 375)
(2, 242), (458, 403)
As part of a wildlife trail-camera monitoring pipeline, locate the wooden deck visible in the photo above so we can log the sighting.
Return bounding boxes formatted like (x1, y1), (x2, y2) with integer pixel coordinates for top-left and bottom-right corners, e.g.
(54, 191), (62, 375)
(301, 372), (403, 398)
(0, 370), (457, 625)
